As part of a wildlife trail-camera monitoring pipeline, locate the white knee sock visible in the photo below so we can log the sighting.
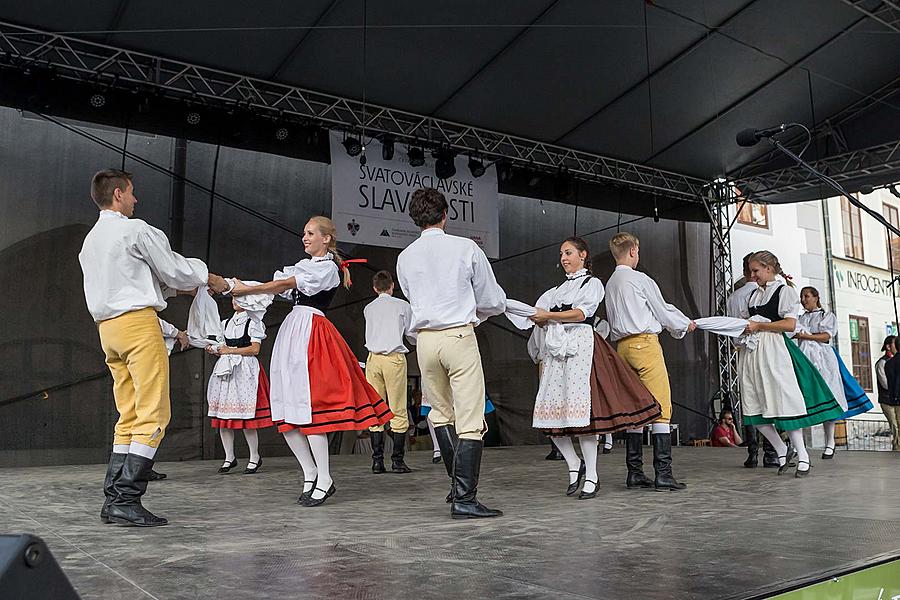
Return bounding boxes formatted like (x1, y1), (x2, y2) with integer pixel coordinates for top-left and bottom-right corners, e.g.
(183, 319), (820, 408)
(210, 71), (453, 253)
(552, 437), (581, 484)
(788, 429), (810, 471)
(603, 434), (613, 450)
(283, 430), (317, 494)
(219, 429), (236, 464)
(427, 418), (440, 457)
(578, 435), (599, 493)
(755, 424), (788, 463)
(651, 423), (670, 434)
(822, 422), (836, 454)
(243, 429), (260, 465)
(626, 428), (643, 435)
(307, 433), (332, 499)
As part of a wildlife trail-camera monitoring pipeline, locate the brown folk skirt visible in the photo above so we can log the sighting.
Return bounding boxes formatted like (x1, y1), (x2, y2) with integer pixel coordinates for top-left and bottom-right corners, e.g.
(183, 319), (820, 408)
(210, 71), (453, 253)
(542, 333), (662, 436)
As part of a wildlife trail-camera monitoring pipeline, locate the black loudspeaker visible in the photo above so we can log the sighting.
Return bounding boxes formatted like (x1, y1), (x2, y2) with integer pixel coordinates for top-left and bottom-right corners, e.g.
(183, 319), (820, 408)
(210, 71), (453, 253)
(0, 534), (80, 599)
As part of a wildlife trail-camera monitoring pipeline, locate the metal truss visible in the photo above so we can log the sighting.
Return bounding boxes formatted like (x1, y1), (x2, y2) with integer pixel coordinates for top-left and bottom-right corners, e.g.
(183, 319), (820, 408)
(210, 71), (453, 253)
(733, 139), (900, 201)
(701, 185), (740, 421)
(840, 0), (900, 33)
(0, 19), (709, 202)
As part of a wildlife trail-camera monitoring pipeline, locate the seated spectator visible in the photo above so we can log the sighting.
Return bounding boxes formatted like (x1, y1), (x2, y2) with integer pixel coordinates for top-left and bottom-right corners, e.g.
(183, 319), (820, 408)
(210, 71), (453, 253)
(711, 410), (743, 447)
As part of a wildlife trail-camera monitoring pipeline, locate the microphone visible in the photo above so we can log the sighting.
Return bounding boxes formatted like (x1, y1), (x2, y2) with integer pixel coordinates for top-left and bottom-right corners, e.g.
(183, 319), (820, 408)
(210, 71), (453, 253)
(735, 124), (788, 147)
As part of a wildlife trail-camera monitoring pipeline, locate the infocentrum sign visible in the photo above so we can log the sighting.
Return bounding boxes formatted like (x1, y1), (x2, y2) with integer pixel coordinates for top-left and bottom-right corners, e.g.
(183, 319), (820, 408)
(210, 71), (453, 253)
(833, 262), (900, 298)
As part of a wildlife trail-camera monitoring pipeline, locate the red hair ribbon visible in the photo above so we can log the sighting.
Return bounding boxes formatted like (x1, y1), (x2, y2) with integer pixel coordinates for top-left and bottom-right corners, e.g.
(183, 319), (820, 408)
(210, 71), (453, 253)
(339, 258), (368, 287)
(783, 273), (793, 280)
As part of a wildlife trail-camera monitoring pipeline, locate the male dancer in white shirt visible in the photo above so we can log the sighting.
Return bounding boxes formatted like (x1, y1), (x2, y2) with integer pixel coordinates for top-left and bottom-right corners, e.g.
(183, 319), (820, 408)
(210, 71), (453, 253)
(397, 188), (506, 519)
(80, 169), (228, 526)
(364, 270), (416, 474)
(605, 232), (695, 491)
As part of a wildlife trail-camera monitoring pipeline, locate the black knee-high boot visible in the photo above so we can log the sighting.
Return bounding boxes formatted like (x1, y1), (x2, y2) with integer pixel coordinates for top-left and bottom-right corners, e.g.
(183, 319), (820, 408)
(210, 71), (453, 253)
(370, 431), (386, 473)
(653, 433), (686, 491)
(744, 425), (758, 468)
(100, 452), (127, 524)
(450, 439), (503, 519)
(391, 432), (412, 473)
(625, 432), (653, 488)
(107, 454), (168, 527)
(433, 425), (457, 502)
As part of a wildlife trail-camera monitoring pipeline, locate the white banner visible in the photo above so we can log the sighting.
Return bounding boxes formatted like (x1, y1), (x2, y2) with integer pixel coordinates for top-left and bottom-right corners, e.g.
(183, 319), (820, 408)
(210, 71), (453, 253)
(330, 132), (499, 258)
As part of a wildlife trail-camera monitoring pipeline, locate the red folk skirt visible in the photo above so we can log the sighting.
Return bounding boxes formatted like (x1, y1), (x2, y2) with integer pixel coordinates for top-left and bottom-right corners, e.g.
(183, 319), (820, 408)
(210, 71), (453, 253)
(210, 368), (275, 430)
(276, 314), (393, 435)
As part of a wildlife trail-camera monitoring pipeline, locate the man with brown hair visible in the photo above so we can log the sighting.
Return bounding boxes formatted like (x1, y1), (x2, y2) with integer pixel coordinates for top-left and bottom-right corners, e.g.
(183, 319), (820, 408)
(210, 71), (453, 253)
(363, 270), (416, 474)
(396, 187), (506, 519)
(79, 169), (229, 526)
(605, 232), (695, 491)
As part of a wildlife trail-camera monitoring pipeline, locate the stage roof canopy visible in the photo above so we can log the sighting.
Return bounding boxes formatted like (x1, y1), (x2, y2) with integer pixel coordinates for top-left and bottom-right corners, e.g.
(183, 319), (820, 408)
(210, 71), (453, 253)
(2, 0), (900, 215)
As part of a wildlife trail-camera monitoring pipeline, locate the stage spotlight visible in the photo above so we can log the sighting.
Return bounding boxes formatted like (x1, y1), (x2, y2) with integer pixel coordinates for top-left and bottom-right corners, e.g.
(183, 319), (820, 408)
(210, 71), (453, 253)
(381, 136), (395, 161)
(275, 127), (289, 141)
(89, 93), (106, 108)
(434, 147), (457, 180)
(342, 136), (362, 156)
(553, 168), (572, 200)
(408, 146), (425, 167)
(468, 156), (486, 178)
(186, 111), (201, 125)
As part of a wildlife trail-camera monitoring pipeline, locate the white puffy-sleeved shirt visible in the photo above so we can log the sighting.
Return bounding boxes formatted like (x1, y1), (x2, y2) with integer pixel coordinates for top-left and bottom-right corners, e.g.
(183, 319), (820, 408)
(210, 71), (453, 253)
(604, 265), (692, 341)
(727, 281), (758, 318)
(274, 253), (341, 299)
(363, 294), (416, 354)
(741, 279), (802, 321)
(799, 309), (837, 339)
(534, 269), (604, 319)
(223, 311), (266, 345)
(397, 228), (506, 331)
(79, 210), (208, 322)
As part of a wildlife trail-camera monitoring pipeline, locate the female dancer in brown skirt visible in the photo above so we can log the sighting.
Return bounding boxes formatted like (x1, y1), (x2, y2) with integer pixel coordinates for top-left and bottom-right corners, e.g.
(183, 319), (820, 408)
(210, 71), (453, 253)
(530, 238), (661, 498)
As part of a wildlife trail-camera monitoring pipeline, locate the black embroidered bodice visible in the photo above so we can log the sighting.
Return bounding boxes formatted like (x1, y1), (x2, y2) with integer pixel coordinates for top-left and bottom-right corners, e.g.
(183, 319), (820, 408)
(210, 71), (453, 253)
(291, 287), (338, 312)
(224, 317), (252, 348)
(549, 275), (594, 325)
(748, 285), (784, 322)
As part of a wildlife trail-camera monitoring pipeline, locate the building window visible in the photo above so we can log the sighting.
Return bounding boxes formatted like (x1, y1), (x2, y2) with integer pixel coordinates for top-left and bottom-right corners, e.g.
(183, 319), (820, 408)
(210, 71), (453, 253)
(841, 197), (864, 260)
(883, 203), (900, 271)
(849, 315), (872, 392)
(737, 202), (769, 228)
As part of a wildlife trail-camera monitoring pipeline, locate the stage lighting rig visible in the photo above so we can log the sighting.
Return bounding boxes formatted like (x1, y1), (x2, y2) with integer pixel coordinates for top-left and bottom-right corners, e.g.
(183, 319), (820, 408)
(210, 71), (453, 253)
(342, 136), (363, 156)
(468, 155), (486, 178)
(408, 146), (425, 167)
(434, 147), (457, 179)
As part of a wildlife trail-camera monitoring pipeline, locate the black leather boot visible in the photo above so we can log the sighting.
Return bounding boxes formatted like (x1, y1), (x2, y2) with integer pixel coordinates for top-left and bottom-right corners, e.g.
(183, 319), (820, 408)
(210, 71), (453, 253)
(762, 438), (780, 468)
(450, 439), (503, 519)
(391, 432), (412, 473)
(545, 440), (565, 461)
(625, 432), (653, 488)
(370, 431), (386, 474)
(148, 469), (167, 481)
(106, 454), (168, 527)
(743, 425), (758, 468)
(653, 433), (686, 490)
(433, 425), (457, 502)
(100, 452), (127, 524)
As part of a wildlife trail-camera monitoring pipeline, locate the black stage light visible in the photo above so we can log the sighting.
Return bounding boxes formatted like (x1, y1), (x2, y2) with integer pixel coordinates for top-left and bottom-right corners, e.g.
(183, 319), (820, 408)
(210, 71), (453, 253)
(186, 111), (201, 125)
(275, 127), (289, 141)
(342, 136), (363, 156)
(382, 136), (395, 161)
(434, 147), (457, 179)
(408, 146), (425, 167)
(89, 93), (106, 108)
(468, 156), (485, 178)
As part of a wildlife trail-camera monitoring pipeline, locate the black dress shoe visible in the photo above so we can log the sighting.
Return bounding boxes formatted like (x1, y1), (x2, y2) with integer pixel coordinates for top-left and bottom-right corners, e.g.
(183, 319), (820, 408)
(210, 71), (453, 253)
(821, 447), (835, 460)
(578, 480), (598, 500)
(566, 460), (585, 496)
(218, 459), (238, 474)
(243, 458), (262, 474)
(148, 469), (167, 481)
(795, 461), (811, 478)
(777, 449), (797, 475)
(432, 453), (442, 464)
(545, 445), (565, 461)
(297, 479), (317, 504)
(743, 455), (758, 468)
(602, 446), (612, 455)
(301, 484), (336, 507)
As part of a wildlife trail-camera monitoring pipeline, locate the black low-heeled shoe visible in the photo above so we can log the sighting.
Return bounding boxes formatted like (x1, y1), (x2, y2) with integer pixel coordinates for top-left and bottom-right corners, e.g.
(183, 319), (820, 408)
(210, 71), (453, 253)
(243, 458), (262, 474)
(297, 479), (317, 504)
(795, 461), (811, 478)
(217, 459), (238, 474)
(602, 446), (612, 455)
(578, 480), (598, 500)
(566, 460), (586, 496)
(821, 447), (835, 460)
(777, 449), (797, 476)
(432, 453), (442, 464)
(301, 484), (337, 507)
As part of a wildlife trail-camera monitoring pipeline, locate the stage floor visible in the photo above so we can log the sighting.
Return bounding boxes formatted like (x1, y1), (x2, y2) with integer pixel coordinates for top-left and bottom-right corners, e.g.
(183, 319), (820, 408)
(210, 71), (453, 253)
(1, 446), (898, 599)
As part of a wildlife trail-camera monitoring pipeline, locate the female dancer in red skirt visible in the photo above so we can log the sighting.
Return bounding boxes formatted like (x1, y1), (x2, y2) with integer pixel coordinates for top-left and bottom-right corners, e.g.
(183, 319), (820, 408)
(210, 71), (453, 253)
(231, 216), (392, 506)
(205, 298), (274, 474)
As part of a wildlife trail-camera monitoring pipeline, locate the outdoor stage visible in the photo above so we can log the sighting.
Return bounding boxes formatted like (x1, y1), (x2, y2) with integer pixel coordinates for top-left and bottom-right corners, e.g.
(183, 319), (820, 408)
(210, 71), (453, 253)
(1, 446), (898, 599)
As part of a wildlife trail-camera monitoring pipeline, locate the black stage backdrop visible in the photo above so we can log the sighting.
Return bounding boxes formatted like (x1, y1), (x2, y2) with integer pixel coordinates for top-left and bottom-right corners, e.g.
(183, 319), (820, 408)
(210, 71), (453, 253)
(0, 107), (714, 466)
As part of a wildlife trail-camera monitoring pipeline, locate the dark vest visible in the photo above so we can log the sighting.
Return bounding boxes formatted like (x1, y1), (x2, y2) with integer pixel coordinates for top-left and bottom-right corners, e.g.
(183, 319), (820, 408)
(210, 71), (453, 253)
(549, 275), (595, 325)
(748, 285), (785, 322)
(292, 287), (338, 312)
(224, 317), (252, 348)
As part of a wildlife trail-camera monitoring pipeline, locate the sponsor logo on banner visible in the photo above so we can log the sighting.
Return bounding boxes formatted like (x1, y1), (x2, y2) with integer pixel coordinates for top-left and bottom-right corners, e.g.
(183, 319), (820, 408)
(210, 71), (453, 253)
(330, 133), (499, 257)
